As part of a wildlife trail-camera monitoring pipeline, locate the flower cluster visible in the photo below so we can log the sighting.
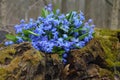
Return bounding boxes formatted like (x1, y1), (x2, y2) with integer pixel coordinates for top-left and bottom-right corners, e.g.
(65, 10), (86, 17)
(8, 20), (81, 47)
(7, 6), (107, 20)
(5, 4), (95, 64)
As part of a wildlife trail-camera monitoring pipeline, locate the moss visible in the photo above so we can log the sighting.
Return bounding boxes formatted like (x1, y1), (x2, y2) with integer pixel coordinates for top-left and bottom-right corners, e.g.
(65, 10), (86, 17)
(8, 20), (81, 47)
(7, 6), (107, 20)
(95, 29), (120, 68)
(0, 43), (4, 48)
(0, 42), (45, 80)
(22, 49), (43, 65)
(0, 67), (8, 80)
(99, 68), (114, 80)
(95, 28), (120, 37)
(0, 29), (119, 79)
(0, 46), (16, 64)
(6, 57), (21, 72)
(99, 39), (116, 67)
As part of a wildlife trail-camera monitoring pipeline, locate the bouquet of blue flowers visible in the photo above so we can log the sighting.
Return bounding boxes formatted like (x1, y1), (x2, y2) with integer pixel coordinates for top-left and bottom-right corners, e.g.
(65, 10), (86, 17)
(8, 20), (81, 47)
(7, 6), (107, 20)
(5, 4), (95, 64)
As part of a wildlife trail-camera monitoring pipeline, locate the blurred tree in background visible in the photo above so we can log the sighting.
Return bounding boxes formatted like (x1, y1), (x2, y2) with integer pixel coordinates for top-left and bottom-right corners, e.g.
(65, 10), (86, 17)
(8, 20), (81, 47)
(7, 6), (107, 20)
(110, 0), (120, 30)
(0, 0), (120, 32)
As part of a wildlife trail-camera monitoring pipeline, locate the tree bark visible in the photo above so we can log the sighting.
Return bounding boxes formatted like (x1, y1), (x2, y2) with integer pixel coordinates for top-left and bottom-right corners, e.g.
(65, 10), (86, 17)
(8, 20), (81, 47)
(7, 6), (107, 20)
(0, 0), (7, 27)
(0, 0), (2, 28)
(84, 0), (91, 20)
(110, 0), (120, 30)
(75, 0), (80, 11)
(61, 0), (67, 13)
(43, 0), (47, 6)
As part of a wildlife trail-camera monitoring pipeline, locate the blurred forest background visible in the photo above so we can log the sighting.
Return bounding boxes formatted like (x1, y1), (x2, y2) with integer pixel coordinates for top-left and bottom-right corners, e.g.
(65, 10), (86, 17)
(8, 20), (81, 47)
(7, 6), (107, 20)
(0, 0), (120, 33)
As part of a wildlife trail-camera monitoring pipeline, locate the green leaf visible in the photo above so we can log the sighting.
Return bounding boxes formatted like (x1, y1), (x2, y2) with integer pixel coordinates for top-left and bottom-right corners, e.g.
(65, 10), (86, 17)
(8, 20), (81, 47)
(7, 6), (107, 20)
(6, 34), (17, 42)
(41, 9), (49, 17)
(52, 46), (64, 55)
(79, 32), (89, 40)
(52, 46), (62, 53)
(53, 9), (56, 14)
(23, 30), (39, 36)
(74, 26), (84, 32)
(53, 7), (58, 14)
(65, 36), (73, 41)
(53, 3), (59, 14)
(74, 23), (84, 32)
(22, 36), (31, 41)
(58, 50), (65, 55)
(58, 50), (65, 60)
(66, 11), (73, 21)
(92, 32), (95, 37)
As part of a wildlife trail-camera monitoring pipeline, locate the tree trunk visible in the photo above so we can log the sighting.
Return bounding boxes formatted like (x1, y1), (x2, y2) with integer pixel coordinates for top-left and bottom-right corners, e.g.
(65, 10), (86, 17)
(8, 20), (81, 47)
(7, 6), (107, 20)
(61, 0), (67, 13)
(110, 0), (120, 30)
(84, 0), (91, 20)
(43, 0), (47, 6)
(75, 0), (80, 11)
(0, 0), (7, 27)
(0, 0), (1, 28)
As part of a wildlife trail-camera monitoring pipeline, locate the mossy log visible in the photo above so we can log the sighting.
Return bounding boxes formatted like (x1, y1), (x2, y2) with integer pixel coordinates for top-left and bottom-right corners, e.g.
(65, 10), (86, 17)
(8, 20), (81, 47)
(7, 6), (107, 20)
(0, 29), (120, 80)
(0, 43), (63, 80)
(61, 39), (114, 80)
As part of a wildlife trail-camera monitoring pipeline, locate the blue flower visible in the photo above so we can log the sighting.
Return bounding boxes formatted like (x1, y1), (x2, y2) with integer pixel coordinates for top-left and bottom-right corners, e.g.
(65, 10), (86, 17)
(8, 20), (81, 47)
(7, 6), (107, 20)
(84, 37), (89, 43)
(20, 19), (25, 24)
(53, 31), (59, 39)
(88, 19), (93, 23)
(58, 38), (63, 42)
(72, 11), (77, 16)
(62, 53), (68, 58)
(62, 19), (69, 25)
(34, 26), (45, 35)
(71, 38), (79, 42)
(41, 36), (48, 41)
(76, 41), (85, 48)
(37, 16), (44, 22)
(56, 9), (60, 14)
(24, 18), (36, 29)
(62, 58), (67, 64)
(74, 32), (79, 38)
(47, 13), (54, 18)
(79, 11), (85, 21)
(88, 34), (93, 40)
(4, 41), (14, 46)
(51, 28), (57, 32)
(37, 41), (55, 53)
(44, 25), (52, 30)
(63, 34), (68, 38)
(16, 36), (24, 43)
(45, 4), (52, 12)
(5, 5), (95, 65)
(58, 14), (65, 19)
(63, 41), (73, 52)
(74, 20), (82, 28)
(32, 42), (39, 50)
(61, 25), (69, 32)
(14, 25), (23, 33)
(53, 20), (60, 26)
